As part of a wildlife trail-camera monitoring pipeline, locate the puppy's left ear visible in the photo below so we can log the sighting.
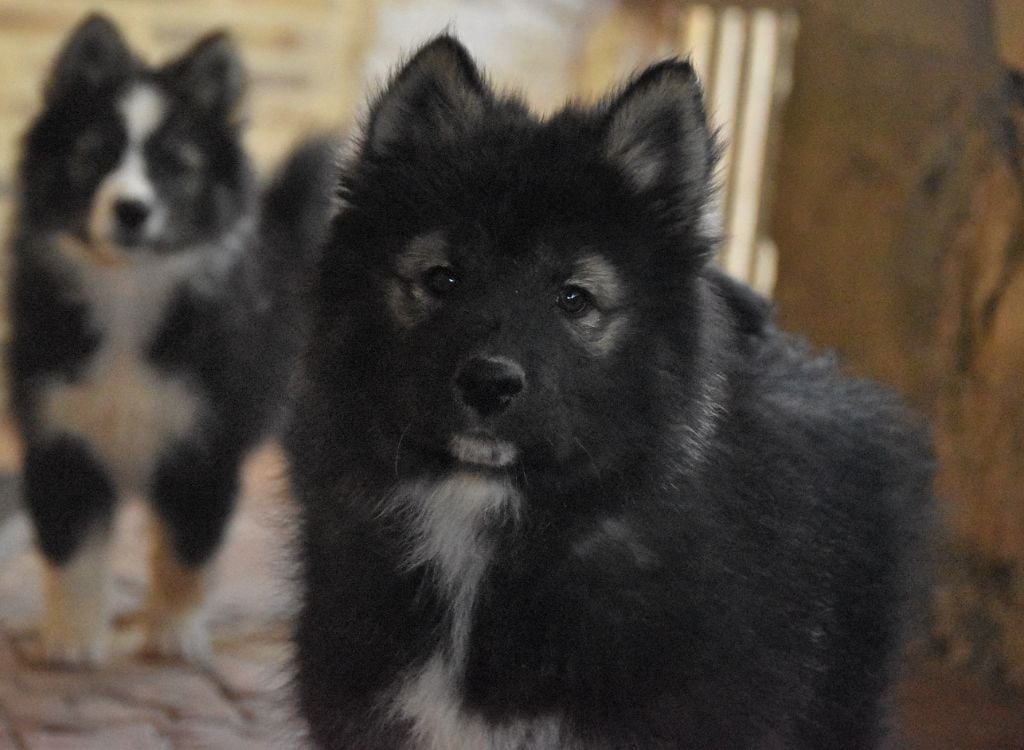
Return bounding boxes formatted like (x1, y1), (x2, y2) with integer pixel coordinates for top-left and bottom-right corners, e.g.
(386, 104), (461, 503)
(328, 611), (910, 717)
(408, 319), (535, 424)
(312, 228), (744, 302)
(46, 14), (134, 103)
(364, 35), (490, 157)
(602, 61), (718, 230)
(165, 32), (246, 120)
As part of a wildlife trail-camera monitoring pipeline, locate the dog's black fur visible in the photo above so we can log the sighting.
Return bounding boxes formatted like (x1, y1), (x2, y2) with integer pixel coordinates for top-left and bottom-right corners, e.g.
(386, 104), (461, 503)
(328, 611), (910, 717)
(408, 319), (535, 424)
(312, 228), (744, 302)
(8, 14), (336, 663)
(287, 36), (934, 749)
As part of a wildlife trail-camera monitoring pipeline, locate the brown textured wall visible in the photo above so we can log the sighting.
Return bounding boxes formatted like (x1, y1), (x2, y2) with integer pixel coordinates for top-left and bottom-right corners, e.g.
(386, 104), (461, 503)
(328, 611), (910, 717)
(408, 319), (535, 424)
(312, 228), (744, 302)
(771, 0), (1024, 682)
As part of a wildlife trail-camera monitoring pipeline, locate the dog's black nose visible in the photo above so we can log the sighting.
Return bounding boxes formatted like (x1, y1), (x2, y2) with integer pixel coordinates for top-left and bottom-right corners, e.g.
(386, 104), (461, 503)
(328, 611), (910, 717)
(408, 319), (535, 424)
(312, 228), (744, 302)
(114, 199), (150, 231)
(455, 357), (525, 417)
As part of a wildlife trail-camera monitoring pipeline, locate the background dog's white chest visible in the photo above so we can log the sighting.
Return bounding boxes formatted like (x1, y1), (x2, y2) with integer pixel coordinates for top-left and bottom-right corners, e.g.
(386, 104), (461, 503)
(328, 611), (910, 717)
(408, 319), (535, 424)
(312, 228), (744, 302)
(38, 252), (204, 492)
(41, 351), (200, 492)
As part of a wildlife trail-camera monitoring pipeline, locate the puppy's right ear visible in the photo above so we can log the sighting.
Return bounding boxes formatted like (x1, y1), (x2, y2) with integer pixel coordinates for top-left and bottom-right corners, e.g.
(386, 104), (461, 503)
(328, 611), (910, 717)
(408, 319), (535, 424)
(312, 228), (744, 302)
(364, 35), (489, 157)
(164, 32), (247, 121)
(46, 14), (133, 104)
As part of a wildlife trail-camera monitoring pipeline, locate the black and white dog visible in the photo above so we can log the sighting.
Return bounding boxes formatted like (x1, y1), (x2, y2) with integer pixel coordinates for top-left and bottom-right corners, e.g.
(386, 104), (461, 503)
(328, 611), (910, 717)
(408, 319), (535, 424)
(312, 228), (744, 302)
(287, 36), (935, 748)
(7, 14), (334, 666)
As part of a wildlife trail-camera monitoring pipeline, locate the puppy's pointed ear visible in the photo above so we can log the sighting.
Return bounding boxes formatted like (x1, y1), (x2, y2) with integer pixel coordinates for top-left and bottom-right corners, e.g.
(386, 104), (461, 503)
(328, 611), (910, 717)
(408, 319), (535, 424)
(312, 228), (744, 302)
(365, 35), (489, 156)
(602, 61), (718, 227)
(46, 14), (134, 103)
(165, 32), (246, 120)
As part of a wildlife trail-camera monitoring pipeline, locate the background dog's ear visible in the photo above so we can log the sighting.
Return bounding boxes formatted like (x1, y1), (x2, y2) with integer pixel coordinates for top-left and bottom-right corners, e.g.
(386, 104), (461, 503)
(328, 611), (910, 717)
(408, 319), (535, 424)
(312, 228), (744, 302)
(602, 61), (719, 232)
(364, 35), (489, 156)
(165, 32), (246, 121)
(46, 14), (133, 104)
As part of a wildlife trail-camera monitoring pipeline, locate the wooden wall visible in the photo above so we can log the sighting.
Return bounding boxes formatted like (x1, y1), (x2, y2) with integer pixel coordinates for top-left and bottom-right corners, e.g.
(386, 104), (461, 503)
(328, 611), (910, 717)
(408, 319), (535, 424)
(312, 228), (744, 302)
(771, 0), (1024, 683)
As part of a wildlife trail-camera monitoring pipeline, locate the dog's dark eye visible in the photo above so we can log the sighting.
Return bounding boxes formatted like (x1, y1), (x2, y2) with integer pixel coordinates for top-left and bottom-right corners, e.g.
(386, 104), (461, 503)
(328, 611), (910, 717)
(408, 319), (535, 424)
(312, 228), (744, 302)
(423, 266), (458, 296)
(172, 143), (204, 172)
(161, 141), (204, 173)
(69, 132), (105, 184)
(557, 285), (591, 316)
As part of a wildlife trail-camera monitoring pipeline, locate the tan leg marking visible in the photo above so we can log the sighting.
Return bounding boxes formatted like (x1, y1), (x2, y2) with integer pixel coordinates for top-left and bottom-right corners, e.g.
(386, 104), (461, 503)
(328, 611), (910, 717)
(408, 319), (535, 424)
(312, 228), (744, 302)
(143, 517), (214, 666)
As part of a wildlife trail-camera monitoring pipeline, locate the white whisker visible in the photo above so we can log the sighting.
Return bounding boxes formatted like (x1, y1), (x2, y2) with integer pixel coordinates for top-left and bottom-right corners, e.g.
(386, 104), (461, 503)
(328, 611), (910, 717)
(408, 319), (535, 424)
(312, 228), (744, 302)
(394, 421), (412, 477)
(574, 436), (602, 482)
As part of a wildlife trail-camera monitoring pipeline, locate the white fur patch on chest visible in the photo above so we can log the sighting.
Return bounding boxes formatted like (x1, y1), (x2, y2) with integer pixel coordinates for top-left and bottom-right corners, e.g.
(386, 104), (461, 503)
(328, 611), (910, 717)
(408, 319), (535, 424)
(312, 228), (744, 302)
(38, 248), (205, 492)
(387, 473), (569, 749)
(392, 472), (519, 659)
(394, 655), (569, 750)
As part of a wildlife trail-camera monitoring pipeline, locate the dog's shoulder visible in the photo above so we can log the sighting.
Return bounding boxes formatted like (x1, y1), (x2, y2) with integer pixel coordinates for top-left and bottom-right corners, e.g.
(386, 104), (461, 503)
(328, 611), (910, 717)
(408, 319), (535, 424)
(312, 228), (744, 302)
(700, 265), (774, 337)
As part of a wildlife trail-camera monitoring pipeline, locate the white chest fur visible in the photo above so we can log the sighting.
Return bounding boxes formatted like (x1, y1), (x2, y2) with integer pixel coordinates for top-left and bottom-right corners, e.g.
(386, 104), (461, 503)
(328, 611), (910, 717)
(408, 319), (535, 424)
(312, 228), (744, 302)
(395, 654), (569, 750)
(38, 249), (205, 493)
(392, 473), (519, 659)
(385, 474), (568, 748)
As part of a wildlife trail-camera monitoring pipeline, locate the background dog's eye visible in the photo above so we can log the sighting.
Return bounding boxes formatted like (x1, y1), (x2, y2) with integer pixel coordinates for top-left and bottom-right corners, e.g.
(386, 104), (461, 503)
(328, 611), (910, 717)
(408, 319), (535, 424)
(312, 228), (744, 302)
(423, 266), (458, 295)
(175, 143), (204, 171)
(557, 285), (591, 316)
(68, 132), (105, 184)
(164, 141), (204, 173)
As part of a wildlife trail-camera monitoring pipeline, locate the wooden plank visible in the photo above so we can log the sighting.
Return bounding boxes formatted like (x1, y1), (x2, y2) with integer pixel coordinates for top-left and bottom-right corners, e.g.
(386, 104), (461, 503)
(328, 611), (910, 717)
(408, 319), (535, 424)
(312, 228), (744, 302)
(722, 8), (779, 283)
(709, 7), (746, 233)
(681, 5), (715, 83)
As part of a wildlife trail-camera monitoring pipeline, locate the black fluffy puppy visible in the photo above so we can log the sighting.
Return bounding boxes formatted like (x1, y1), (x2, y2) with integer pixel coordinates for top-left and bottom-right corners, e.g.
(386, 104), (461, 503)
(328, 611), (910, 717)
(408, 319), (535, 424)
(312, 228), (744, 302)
(288, 36), (933, 749)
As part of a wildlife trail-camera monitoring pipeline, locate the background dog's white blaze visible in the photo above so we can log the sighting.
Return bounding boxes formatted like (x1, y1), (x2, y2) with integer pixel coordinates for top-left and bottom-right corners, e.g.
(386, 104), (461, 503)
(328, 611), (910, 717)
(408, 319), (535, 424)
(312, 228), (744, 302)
(40, 523), (113, 665)
(121, 83), (166, 140)
(89, 84), (168, 249)
(390, 474), (534, 745)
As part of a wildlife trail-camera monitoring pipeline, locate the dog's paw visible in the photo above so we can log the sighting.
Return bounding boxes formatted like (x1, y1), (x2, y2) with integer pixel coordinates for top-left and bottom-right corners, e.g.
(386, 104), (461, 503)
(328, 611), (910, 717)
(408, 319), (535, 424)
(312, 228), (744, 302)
(40, 540), (113, 667)
(143, 612), (212, 668)
(38, 615), (110, 668)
